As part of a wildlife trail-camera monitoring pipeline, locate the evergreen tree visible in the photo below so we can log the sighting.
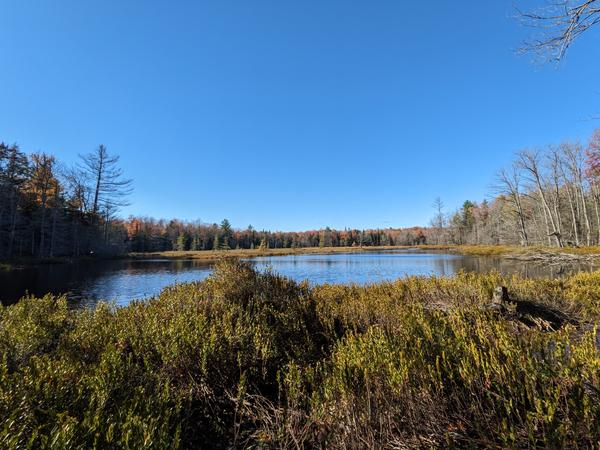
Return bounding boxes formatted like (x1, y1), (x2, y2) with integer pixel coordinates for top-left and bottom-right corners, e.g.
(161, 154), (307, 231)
(220, 219), (232, 249)
(220, 238), (231, 251)
(0, 143), (30, 258)
(190, 234), (200, 251)
(175, 233), (186, 251)
(319, 227), (332, 247)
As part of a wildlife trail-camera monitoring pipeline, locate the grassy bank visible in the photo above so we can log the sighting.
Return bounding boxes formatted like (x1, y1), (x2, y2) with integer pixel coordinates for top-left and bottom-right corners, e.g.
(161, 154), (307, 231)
(130, 244), (600, 262)
(439, 244), (600, 257)
(1, 260), (599, 448)
(128, 245), (403, 261)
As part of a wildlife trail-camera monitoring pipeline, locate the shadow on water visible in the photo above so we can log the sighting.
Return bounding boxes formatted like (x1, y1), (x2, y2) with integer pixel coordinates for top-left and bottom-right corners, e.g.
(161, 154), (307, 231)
(1, 251), (597, 307)
(458, 255), (598, 279)
(0, 259), (213, 308)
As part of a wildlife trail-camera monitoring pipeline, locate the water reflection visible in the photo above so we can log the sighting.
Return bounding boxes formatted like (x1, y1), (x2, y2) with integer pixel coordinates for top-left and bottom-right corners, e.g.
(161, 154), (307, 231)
(458, 256), (597, 279)
(247, 252), (466, 284)
(0, 259), (213, 307)
(0, 251), (597, 307)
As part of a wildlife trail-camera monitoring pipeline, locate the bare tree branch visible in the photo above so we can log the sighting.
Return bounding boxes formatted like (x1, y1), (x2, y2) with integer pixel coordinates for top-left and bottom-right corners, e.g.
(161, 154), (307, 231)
(517, 0), (600, 62)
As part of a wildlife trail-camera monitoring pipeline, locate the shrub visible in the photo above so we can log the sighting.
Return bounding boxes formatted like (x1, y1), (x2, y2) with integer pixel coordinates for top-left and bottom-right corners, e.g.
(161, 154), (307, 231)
(1, 260), (599, 448)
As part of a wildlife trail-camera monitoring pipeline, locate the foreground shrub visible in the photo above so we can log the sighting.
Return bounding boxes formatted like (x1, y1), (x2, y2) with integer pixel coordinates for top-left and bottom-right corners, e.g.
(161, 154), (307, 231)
(0, 260), (599, 448)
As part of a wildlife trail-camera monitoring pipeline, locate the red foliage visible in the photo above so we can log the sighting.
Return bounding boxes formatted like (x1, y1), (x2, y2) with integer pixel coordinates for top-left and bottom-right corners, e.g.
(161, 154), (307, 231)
(585, 128), (600, 182)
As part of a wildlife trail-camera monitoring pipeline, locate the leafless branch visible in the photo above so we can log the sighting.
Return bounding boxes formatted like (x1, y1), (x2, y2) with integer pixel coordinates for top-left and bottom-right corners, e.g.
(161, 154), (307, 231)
(517, 0), (600, 62)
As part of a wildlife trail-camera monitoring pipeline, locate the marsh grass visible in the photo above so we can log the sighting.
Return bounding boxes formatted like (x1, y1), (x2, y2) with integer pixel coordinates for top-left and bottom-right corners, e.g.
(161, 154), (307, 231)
(128, 246), (403, 261)
(1, 260), (599, 448)
(418, 244), (600, 257)
(129, 244), (600, 265)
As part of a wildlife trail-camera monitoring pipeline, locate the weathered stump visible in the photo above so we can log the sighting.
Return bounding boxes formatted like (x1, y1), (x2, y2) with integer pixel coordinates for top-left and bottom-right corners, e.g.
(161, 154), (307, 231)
(490, 286), (570, 331)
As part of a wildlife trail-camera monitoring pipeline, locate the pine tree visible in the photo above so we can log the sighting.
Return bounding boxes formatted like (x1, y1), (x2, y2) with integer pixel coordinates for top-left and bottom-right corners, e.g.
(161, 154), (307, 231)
(175, 233), (186, 251)
(190, 234), (200, 251)
(220, 238), (231, 251)
(0, 143), (30, 258)
(220, 219), (232, 249)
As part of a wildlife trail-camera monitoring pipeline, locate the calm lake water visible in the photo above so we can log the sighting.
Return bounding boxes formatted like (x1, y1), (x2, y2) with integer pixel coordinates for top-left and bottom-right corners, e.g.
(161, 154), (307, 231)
(1, 250), (598, 307)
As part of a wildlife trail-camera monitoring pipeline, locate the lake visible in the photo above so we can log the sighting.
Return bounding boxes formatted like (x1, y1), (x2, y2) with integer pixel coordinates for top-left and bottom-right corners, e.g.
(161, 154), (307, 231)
(1, 250), (598, 307)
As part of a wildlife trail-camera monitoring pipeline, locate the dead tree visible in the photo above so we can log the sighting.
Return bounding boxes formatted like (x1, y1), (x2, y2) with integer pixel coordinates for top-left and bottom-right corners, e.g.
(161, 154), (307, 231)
(518, 150), (563, 247)
(495, 166), (530, 246)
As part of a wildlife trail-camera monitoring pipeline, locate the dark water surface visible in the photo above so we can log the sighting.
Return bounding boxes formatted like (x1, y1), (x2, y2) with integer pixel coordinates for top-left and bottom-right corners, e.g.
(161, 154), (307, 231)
(1, 251), (597, 307)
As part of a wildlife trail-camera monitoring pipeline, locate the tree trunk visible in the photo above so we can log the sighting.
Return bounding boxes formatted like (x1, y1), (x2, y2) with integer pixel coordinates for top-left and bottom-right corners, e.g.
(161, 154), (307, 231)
(515, 194), (529, 246)
(577, 183), (592, 246)
(593, 185), (600, 245)
(39, 202), (46, 258)
(540, 198), (553, 246)
(7, 190), (17, 257)
(49, 206), (57, 258)
(564, 182), (580, 246)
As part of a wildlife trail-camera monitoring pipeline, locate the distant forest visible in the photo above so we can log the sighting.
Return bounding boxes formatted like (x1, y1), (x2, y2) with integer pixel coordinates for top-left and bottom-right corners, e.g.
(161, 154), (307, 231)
(1, 128), (599, 259)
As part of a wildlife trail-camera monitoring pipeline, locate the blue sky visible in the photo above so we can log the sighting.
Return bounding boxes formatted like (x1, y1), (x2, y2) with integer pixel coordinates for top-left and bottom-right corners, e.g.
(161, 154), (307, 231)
(1, 1), (599, 231)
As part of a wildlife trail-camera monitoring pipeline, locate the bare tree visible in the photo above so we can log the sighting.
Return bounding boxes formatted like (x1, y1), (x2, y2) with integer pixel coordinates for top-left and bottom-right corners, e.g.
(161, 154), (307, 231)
(518, 0), (600, 62)
(518, 149), (563, 247)
(430, 197), (446, 244)
(561, 143), (593, 244)
(62, 166), (90, 214)
(79, 145), (133, 219)
(495, 165), (529, 246)
(547, 149), (565, 242)
(556, 145), (582, 245)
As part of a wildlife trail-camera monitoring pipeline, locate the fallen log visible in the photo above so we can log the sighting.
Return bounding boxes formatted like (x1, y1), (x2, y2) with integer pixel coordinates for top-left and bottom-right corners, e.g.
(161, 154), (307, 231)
(490, 286), (574, 331)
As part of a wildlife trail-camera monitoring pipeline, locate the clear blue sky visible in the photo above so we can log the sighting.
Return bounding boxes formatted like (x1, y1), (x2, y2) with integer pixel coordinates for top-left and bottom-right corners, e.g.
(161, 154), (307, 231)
(1, 1), (599, 231)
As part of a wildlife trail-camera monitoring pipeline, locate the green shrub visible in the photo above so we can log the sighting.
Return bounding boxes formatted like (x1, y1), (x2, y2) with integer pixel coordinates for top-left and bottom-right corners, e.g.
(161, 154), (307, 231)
(1, 260), (599, 448)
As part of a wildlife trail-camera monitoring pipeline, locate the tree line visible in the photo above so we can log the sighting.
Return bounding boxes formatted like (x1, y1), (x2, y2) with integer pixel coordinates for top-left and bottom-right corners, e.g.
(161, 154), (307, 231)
(0, 141), (430, 258)
(126, 218), (428, 252)
(3, 128), (599, 260)
(0, 143), (132, 259)
(431, 128), (600, 247)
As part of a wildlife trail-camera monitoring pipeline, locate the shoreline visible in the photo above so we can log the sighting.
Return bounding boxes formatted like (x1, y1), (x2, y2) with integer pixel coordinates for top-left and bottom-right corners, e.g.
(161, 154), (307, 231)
(129, 244), (600, 262)
(3, 244), (600, 269)
(129, 245), (408, 261)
